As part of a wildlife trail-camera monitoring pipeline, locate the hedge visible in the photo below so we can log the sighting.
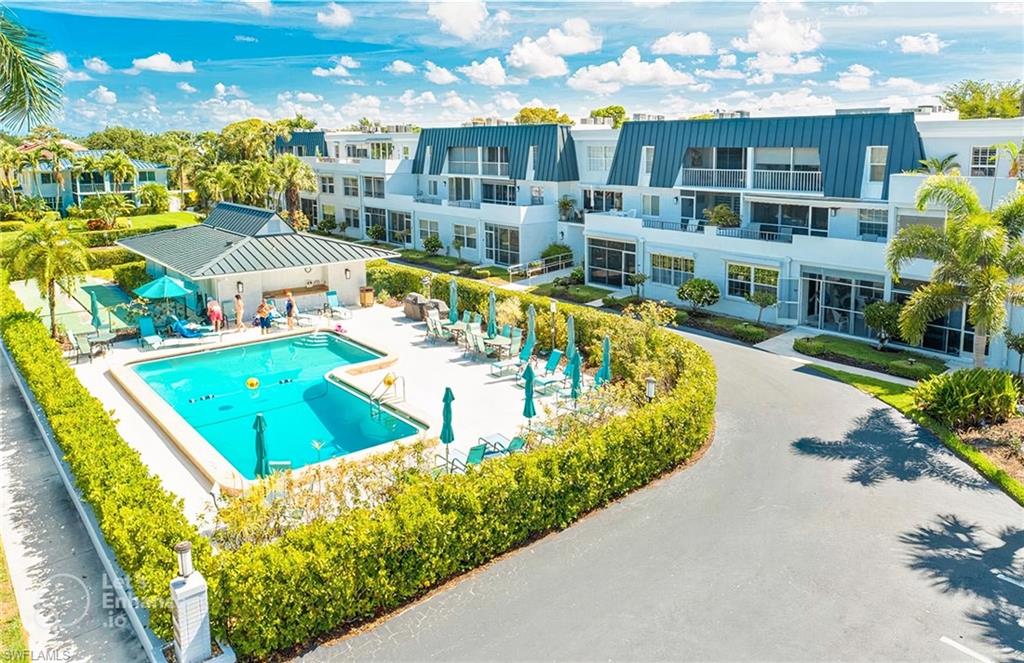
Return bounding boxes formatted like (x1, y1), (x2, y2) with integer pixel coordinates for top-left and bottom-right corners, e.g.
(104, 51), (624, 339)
(0, 221), (24, 232)
(112, 261), (149, 293)
(213, 261), (716, 658)
(88, 247), (140, 270)
(79, 224), (177, 248)
(0, 274), (212, 640)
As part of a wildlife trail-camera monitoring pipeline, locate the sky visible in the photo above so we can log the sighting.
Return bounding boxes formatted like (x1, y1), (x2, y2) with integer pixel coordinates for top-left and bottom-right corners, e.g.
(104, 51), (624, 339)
(11, 0), (1024, 135)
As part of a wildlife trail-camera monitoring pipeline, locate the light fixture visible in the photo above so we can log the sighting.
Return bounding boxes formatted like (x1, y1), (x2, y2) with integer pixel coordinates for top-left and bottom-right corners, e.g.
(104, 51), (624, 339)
(344, 268), (352, 279)
(673, 196), (680, 204)
(235, 281), (244, 295)
(645, 376), (657, 403)
(559, 231), (565, 241)
(304, 266), (312, 274)
(829, 207), (840, 217)
(174, 541), (194, 578)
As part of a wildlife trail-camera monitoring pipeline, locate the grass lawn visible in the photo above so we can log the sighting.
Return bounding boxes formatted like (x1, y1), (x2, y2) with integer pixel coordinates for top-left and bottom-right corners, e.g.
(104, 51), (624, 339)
(0, 536), (26, 662)
(529, 281), (612, 304)
(122, 211), (198, 230)
(794, 334), (946, 381)
(683, 311), (786, 345)
(397, 249), (462, 271)
(808, 364), (1024, 506)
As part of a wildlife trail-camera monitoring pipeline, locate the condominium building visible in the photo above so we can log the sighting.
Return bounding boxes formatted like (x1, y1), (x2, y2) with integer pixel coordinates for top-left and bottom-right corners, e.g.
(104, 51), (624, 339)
(284, 111), (1024, 368)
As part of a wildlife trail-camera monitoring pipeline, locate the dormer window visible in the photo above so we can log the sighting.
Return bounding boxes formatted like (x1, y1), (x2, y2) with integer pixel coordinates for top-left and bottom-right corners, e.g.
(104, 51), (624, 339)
(482, 147), (509, 176)
(643, 146), (655, 174)
(868, 146), (889, 182)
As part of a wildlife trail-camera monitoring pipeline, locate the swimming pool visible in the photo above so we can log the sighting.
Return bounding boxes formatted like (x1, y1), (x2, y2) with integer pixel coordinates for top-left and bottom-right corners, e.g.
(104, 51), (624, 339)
(132, 333), (420, 479)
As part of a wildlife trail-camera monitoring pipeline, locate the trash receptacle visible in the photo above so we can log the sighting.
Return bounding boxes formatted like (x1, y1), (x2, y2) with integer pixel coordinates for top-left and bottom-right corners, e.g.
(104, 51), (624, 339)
(359, 286), (375, 308)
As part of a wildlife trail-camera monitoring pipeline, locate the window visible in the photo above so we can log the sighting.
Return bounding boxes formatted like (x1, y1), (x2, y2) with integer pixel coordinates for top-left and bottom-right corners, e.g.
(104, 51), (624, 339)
(333, 143), (340, 158)
(482, 147), (509, 176)
(650, 254), (694, 286)
(530, 185), (544, 205)
(387, 211), (412, 244)
(858, 209), (888, 238)
(588, 238), (636, 288)
(679, 189), (696, 220)
(970, 146), (998, 177)
(40, 173), (54, 185)
(365, 207), (386, 235)
(419, 219), (439, 243)
(448, 176), (472, 202)
(868, 146), (889, 182)
(428, 180), (438, 197)
(321, 204), (336, 225)
(892, 279), (981, 356)
(369, 142), (394, 160)
(448, 146), (478, 174)
(482, 181), (515, 205)
(320, 175), (335, 194)
(727, 263), (779, 298)
(583, 189), (622, 212)
(342, 208), (360, 229)
(642, 194), (660, 217)
(587, 145), (616, 171)
(402, 146), (410, 159)
(453, 224), (477, 249)
(300, 197), (318, 222)
(342, 177), (359, 197)
(138, 171), (156, 182)
(643, 146), (655, 174)
(484, 224), (520, 265)
(363, 176), (384, 198)
(43, 197), (58, 210)
(345, 144), (368, 158)
(715, 147), (746, 170)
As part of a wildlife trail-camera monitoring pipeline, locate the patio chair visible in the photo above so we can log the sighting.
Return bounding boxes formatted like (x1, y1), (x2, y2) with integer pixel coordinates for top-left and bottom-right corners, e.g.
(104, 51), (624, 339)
(325, 290), (353, 319)
(501, 323), (511, 338)
(73, 333), (94, 363)
(450, 444), (489, 472)
(474, 332), (492, 359)
(518, 348), (562, 387)
(480, 433), (526, 456)
(490, 338), (533, 377)
(170, 317), (209, 340)
(471, 312), (482, 326)
(137, 316), (163, 350)
(534, 351), (570, 393)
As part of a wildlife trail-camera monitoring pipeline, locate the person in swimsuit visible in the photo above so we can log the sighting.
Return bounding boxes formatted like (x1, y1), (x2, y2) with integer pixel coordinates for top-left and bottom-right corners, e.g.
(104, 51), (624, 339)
(256, 300), (271, 335)
(206, 299), (223, 332)
(234, 294), (245, 332)
(285, 291), (297, 330)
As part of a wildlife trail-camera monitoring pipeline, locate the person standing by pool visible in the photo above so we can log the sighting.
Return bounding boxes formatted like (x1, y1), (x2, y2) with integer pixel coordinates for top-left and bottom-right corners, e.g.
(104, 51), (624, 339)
(207, 298), (223, 332)
(256, 300), (271, 335)
(234, 293), (245, 332)
(285, 291), (297, 330)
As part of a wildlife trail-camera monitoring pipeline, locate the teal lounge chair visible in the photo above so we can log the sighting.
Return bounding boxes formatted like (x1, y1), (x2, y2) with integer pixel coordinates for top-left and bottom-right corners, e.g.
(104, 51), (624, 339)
(480, 433), (526, 455)
(526, 349), (563, 390)
(439, 444), (488, 473)
(490, 337), (532, 376)
(326, 290), (352, 319)
(137, 316), (163, 350)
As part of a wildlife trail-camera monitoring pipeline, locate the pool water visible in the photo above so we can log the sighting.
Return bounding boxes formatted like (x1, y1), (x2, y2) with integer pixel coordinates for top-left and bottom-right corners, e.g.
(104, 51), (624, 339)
(133, 333), (420, 479)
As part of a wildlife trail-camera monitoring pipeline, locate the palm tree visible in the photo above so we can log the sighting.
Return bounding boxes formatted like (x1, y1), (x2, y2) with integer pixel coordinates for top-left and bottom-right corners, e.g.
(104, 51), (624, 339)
(0, 12), (63, 129)
(19, 147), (43, 196)
(995, 141), (1022, 180)
(5, 220), (89, 338)
(0, 142), (20, 203)
(211, 162), (238, 203)
(43, 138), (72, 212)
(70, 153), (104, 205)
(235, 160), (274, 207)
(166, 142), (199, 207)
(100, 151), (136, 195)
(16, 194), (49, 222)
(916, 154), (960, 175)
(82, 193), (132, 229)
(887, 174), (1024, 367)
(271, 154), (315, 221)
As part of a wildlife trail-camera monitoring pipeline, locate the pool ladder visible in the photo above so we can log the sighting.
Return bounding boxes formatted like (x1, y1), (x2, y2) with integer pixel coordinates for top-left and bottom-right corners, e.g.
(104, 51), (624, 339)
(369, 373), (405, 419)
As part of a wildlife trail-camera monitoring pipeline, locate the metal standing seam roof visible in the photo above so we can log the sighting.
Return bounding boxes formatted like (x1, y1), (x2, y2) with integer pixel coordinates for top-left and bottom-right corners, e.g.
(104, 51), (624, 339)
(37, 149), (167, 172)
(202, 202), (285, 236)
(412, 124), (579, 182)
(275, 131), (329, 156)
(117, 225), (245, 276)
(606, 112), (924, 199)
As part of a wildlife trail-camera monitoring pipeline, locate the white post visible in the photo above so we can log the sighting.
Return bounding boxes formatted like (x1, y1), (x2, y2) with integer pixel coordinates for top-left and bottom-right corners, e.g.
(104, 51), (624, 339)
(170, 541), (212, 663)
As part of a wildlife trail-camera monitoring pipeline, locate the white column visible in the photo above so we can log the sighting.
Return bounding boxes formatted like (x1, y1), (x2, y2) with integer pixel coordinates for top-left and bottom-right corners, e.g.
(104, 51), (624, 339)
(170, 541), (212, 663)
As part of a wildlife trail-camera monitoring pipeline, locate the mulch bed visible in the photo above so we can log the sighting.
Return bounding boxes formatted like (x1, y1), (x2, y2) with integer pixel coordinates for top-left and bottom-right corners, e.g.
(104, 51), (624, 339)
(959, 419), (1024, 485)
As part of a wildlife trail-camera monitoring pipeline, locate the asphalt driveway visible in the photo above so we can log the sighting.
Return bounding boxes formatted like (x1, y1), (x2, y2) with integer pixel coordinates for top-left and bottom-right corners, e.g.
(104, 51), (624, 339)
(305, 331), (1023, 662)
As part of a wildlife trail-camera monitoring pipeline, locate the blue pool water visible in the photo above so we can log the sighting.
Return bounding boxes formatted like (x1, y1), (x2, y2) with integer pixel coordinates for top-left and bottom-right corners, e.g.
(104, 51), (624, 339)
(133, 333), (419, 479)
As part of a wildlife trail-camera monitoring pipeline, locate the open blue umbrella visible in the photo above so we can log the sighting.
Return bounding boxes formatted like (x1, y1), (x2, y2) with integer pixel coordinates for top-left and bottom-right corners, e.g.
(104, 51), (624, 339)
(448, 280), (458, 324)
(253, 413), (270, 479)
(133, 275), (193, 299)
(565, 314), (576, 364)
(526, 303), (537, 349)
(596, 335), (612, 386)
(568, 352), (582, 401)
(89, 290), (102, 332)
(441, 387), (455, 471)
(487, 290), (497, 338)
(522, 364), (537, 423)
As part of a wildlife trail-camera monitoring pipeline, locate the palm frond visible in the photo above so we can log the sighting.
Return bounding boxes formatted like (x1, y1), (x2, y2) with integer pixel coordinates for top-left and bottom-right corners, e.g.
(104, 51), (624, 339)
(964, 265), (1011, 335)
(0, 12), (63, 129)
(1001, 240), (1024, 277)
(898, 282), (964, 345)
(886, 224), (948, 280)
(949, 213), (1006, 268)
(993, 190), (1024, 238)
(914, 174), (983, 220)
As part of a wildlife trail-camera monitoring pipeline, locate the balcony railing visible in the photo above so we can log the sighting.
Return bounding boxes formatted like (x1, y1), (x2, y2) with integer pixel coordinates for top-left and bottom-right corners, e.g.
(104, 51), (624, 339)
(680, 168), (745, 188)
(448, 199), (481, 209)
(716, 226), (793, 243)
(414, 195), (443, 205)
(752, 169), (822, 192)
(641, 218), (705, 233)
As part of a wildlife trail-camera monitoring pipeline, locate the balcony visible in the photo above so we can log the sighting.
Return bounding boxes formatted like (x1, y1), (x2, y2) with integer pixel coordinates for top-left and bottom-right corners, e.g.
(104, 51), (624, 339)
(641, 218), (705, 233)
(752, 169), (821, 192)
(448, 199), (482, 209)
(716, 226), (793, 243)
(413, 194), (443, 205)
(681, 168), (745, 188)
(74, 183), (110, 193)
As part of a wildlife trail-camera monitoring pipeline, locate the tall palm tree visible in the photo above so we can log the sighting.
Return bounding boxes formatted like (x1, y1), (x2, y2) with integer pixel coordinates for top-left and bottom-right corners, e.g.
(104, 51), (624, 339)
(19, 147), (43, 196)
(43, 138), (72, 212)
(995, 141), (1022, 180)
(166, 142), (199, 207)
(887, 174), (1024, 367)
(916, 153), (960, 175)
(235, 160), (274, 207)
(211, 162), (238, 203)
(5, 219), (89, 338)
(70, 153), (104, 204)
(0, 142), (20, 203)
(100, 150), (136, 194)
(271, 153), (315, 221)
(0, 11), (63, 129)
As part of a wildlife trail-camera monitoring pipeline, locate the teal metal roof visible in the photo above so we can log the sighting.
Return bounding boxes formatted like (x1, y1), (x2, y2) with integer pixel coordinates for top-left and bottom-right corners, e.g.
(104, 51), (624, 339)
(275, 131), (328, 156)
(202, 202), (289, 236)
(412, 124), (579, 182)
(38, 149), (166, 172)
(607, 112), (924, 199)
(118, 225), (244, 276)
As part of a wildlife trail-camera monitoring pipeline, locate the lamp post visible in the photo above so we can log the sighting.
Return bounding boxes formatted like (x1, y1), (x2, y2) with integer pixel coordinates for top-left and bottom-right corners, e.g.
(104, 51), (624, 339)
(549, 299), (557, 352)
(645, 376), (656, 403)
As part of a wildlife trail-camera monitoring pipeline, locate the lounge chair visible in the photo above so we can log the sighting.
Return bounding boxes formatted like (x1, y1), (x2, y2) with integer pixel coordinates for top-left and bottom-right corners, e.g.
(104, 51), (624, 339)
(479, 433), (526, 455)
(426, 316), (452, 343)
(520, 349), (562, 388)
(450, 444), (489, 472)
(326, 290), (353, 319)
(490, 337), (532, 377)
(170, 318), (208, 339)
(73, 333), (94, 363)
(137, 316), (163, 350)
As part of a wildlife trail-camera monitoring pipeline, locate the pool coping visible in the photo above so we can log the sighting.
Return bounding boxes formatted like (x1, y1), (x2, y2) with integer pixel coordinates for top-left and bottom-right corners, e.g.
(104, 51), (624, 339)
(107, 328), (434, 495)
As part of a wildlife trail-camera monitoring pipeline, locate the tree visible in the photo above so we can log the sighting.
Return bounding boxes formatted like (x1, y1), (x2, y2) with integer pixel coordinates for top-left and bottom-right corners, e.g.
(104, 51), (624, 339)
(688, 112), (716, 120)
(514, 107), (572, 125)
(995, 141), (1022, 180)
(677, 278), (720, 313)
(277, 113), (316, 132)
(1004, 330), (1024, 375)
(745, 290), (777, 324)
(16, 195), (48, 222)
(887, 173), (1024, 367)
(916, 154), (960, 175)
(82, 193), (132, 229)
(452, 236), (463, 260)
(366, 223), (386, 243)
(166, 142), (199, 206)
(19, 147), (43, 196)
(83, 126), (153, 159)
(5, 220), (89, 337)
(938, 80), (1023, 120)
(138, 183), (169, 214)
(703, 203), (740, 227)
(422, 235), (442, 255)
(234, 159), (274, 207)
(70, 153), (104, 198)
(0, 142), (19, 202)
(100, 151), (136, 193)
(0, 11), (63, 129)
(589, 105), (626, 128)
(43, 137), (73, 211)
(626, 272), (647, 298)
(221, 119), (279, 162)
(271, 153), (315, 223)
(863, 300), (902, 350)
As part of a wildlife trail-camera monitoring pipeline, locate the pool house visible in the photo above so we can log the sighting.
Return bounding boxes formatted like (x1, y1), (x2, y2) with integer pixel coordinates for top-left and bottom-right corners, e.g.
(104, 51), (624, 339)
(118, 202), (398, 317)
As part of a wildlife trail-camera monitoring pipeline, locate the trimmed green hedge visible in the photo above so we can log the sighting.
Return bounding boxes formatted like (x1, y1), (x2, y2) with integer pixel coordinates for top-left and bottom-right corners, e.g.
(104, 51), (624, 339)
(213, 261), (716, 658)
(0, 275), (212, 640)
(79, 224), (177, 248)
(88, 247), (140, 270)
(794, 334), (946, 380)
(112, 261), (148, 293)
(0, 221), (24, 232)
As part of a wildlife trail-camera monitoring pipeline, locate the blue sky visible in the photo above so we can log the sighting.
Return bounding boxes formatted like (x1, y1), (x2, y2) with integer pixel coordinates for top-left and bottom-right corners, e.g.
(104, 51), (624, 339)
(12, 0), (1024, 134)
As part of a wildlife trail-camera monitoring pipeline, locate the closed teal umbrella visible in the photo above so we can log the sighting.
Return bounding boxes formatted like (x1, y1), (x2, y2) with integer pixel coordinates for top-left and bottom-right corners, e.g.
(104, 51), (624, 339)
(448, 280), (458, 324)
(526, 304), (536, 349)
(253, 413), (270, 479)
(89, 291), (102, 332)
(487, 289), (497, 338)
(569, 352), (582, 401)
(596, 335), (612, 386)
(565, 314), (576, 364)
(522, 364), (537, 422)
(441, 387), (455, 471)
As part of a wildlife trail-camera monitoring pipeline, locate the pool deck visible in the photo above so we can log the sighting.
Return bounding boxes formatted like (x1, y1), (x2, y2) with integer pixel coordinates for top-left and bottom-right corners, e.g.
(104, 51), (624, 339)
(71, 304), (564, 526)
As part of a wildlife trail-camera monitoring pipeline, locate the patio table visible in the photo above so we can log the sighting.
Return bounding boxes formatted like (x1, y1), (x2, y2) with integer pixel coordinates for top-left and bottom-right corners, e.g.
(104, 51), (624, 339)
(89, 331), (117, 355)
(484, 335), (512, 357)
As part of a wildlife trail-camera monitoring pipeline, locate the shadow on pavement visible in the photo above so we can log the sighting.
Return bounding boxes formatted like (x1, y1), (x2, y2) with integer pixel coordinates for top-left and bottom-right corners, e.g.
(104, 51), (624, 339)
(792, 407), (992, 490)
(901, 514), (1024, 660)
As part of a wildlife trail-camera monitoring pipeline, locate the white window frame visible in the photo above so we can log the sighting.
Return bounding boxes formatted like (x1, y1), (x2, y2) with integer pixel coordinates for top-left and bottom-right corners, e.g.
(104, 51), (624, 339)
(642, 194), (660, 217)
(857, 208), (888, 238)
(342, 207), (360, 229)
(726, 262), (779, 300)
(418, 218), (440, 243)
(587, 145), (615, 172)
(970, 145), (998, 177)
(482, 146), (509, 176)
(868, 146), (889, 183)
(342, 176), (359, 197)
(363, 176), (385, 198)
(448, 146), (479, 175)
(428, 180), (438, 196)
(642, 146), (655, 174)
(321, 203), (336, 224)
(453, 223), (477, 249)
(650, 253), (693, 287)
(320, 175), (335, 194)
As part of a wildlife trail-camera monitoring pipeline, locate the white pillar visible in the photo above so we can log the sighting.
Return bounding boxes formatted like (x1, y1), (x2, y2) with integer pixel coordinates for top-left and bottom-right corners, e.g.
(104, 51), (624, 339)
(170, 541), (212, 663)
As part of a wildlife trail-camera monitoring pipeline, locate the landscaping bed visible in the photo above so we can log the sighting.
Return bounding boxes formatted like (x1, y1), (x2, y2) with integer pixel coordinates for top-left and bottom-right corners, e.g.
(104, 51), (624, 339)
(794, 334), (947, 380)
(530, 281), (611, 304)
(683, 311), (785, 345)
(960, 420), (1024, 486)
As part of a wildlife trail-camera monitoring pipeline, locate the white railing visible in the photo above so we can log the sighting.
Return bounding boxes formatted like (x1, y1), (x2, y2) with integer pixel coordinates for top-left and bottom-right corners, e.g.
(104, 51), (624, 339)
(508, 252), (573, 282)
(448, 199), (481, 209)
(642, 218), (704, 233)
(74, 183), (109, 193)
(752, 169), (822, 192)
(680, 168), (745, 188)
(414, 195), (443, 205)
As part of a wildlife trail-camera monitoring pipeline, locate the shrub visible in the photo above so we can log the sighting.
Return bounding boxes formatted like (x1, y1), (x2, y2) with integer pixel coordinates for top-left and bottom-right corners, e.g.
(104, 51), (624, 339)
(85, 218), (107, 231)
(864, 301), (902, 350)
(745, 290), (777, 324)
(625, 272), (647, 298)
(622, 299), (675, 327)
(78, 224), (178, 248)
(366, 224), (386, 243)
(112, 261), (149, 292)
(422, 235), (443, 255)
(702, 203), (740, 227)
(568, 264), (585, 285)
(677, 278), (720, 313)
(912, 368), (1019, 429)
(317, 217), (338, 234)
(0, 220), (25, 232)
(540, 242), (572, 260)
(674, 309), (689, 326)
(138, 183), (169, 214)
(88, 247), (140, 270)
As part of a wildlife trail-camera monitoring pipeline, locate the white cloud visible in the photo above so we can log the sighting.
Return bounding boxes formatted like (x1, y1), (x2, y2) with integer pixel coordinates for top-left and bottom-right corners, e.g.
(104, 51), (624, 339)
(651, 31), (713, 56)
(238, 0), (271, 15)
(295, 91), (322, 103)
(878, 77), (944, 95)
(385, 59), (415, 74)
(567, 46), (696, 94)
(316, 3), (354, 28)
(718, 53), (737, 67)
(732, 3), (823, 55)
(196, 96), (272, 125)
(424, 61), (459, 85)
(427, 1), (509, 41)
(696, 67), (744, 80)
(312, 55), (358, 78)
(234, 35), (259, 43)
(398, 89), (437, 106)
(440, 90), (482, 117)
(47, 51), (92, 82)
(830, 63), (874, 92)
(87, 85), (118, 105)
(895, 33), (951, 54)
(835, 4), (868, 17)
(127, 52), (195, 74)
(214, 82), (245, 98)
(723, 86), (836, 116)
(176, 81), (198, 93)
(992, 2), (1024, 14)
(83, 57), (111, 74)
(744, 52), (823, 84)
(690, 82), (712, 93)
(340, 93), (382, 119)
(458, 57), (508, 86)
(507, 18), (602, 79)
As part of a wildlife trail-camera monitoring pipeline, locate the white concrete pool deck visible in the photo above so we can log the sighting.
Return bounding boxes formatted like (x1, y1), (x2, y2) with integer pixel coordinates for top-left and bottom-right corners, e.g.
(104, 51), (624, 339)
(72, 304), (564, 526)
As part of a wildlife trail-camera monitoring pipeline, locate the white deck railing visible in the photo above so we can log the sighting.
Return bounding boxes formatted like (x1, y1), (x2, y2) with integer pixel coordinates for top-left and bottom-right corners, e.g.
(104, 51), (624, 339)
(680, 168), (745, 188)
(752, 169), (822, 192)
